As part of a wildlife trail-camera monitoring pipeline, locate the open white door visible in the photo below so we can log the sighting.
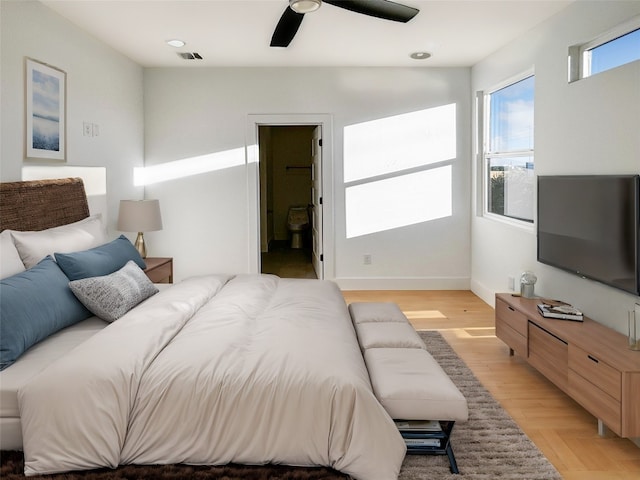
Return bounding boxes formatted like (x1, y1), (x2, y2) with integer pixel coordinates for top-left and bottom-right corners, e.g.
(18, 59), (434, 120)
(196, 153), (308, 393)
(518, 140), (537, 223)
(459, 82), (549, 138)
(311, 126), (323, 279)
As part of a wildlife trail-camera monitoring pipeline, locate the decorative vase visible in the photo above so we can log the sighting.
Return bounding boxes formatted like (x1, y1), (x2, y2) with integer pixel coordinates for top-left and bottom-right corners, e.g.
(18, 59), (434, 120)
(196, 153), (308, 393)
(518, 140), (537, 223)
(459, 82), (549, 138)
(520, 271), (537, 299)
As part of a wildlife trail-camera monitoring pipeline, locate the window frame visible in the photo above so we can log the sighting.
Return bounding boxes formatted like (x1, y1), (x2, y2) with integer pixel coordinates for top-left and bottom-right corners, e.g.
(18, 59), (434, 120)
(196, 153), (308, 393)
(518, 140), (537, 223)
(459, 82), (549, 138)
(569, 15), (640, 82)
(481, 69), (535, 227)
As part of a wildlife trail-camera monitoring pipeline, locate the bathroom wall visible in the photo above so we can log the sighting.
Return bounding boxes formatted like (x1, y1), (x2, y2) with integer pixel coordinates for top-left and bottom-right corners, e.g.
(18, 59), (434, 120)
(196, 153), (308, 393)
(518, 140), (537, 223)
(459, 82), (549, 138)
(270, 126), (315, 242)
(259, 126), (273, 252)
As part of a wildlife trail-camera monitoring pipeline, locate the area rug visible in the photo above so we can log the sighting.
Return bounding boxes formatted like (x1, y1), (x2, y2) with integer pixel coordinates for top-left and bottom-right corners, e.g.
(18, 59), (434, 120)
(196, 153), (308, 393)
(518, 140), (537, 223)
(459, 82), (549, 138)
(399, 331), (561, 480)
(0, 331), (560, 479)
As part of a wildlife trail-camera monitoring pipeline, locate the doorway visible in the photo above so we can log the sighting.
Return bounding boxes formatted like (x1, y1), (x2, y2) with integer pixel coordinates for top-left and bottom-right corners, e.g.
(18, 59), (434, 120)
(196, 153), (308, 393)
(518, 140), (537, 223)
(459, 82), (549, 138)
(246, 113), (333, 280)
(258, 125), (321, 279)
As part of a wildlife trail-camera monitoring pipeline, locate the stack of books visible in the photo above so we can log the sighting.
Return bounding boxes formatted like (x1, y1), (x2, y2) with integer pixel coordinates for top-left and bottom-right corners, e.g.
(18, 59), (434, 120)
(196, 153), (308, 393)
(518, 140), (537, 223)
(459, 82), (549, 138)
(395, 420), (442, 448)
(537, 302), (583, 321)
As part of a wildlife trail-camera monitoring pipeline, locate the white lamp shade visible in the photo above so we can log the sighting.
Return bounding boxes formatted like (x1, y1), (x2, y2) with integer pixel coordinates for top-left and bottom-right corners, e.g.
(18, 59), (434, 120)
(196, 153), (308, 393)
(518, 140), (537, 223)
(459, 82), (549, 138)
(117, 200), (163, 232)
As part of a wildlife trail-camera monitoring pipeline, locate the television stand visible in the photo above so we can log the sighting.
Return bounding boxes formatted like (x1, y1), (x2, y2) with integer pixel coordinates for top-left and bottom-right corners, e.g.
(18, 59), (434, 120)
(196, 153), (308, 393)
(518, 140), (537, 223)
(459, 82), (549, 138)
(495, 293), (640, 439)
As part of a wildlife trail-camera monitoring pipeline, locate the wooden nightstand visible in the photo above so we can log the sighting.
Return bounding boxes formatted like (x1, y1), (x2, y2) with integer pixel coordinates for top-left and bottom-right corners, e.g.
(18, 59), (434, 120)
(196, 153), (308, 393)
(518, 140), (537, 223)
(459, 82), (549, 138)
(143, 257), (173, 284)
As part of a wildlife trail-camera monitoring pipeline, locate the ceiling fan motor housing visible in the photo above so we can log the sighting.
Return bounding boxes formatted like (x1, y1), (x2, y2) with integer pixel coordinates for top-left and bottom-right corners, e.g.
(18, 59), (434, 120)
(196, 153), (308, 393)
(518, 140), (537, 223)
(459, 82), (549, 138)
(271, 0), (419, 48)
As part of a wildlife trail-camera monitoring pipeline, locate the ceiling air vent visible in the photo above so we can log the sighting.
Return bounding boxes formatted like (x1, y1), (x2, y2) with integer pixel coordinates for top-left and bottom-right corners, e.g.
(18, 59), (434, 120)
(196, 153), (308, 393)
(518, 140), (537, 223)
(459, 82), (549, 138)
(177, 52), (203, 60)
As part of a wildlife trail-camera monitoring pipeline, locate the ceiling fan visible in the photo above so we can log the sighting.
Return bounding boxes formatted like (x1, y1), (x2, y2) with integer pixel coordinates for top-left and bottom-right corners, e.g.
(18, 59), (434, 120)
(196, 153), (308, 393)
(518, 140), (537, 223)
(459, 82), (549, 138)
(270, 0), (419, 47)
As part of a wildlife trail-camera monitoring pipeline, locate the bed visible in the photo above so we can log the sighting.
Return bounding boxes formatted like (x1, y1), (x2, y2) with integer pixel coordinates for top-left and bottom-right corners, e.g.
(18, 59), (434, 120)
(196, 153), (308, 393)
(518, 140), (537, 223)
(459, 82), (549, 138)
(0, 178), (406, 479)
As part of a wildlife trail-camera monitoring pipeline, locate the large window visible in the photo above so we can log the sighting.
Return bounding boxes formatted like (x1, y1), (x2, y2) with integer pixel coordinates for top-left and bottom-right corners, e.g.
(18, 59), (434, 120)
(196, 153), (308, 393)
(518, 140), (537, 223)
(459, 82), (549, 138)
(483, 74), (535, 223)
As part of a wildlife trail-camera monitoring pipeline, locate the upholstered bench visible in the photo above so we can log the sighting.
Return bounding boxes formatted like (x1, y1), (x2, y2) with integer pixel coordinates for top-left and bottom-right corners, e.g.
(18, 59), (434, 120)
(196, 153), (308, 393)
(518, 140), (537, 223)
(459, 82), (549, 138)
(349, 301), (409, 324)
(355, 321), (426, 350)
(348, 302), (469, 474)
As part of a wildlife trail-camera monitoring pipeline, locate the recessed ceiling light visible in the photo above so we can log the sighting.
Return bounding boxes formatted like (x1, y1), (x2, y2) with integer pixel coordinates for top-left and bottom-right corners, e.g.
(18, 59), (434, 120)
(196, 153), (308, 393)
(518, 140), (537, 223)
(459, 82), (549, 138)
(166, 39), (186, 48)
(410, 51), (431, 60)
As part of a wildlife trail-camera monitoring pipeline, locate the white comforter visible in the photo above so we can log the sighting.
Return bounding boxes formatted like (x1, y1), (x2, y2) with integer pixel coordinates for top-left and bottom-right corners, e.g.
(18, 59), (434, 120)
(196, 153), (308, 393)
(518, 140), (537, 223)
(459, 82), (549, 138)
(18, 274), (405, 479)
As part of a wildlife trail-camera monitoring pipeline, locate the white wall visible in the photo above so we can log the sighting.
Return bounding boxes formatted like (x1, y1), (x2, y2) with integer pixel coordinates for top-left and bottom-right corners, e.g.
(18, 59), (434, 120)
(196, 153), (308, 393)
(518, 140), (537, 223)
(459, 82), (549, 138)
(471, 1), (640, 334)
(0, 0), (144, 234)
(143, 67), (471, 286)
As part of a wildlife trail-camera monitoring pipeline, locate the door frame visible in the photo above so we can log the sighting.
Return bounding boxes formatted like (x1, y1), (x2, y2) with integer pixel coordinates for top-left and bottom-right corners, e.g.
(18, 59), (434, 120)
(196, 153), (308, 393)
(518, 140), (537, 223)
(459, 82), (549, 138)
(246, 114), (334, 280)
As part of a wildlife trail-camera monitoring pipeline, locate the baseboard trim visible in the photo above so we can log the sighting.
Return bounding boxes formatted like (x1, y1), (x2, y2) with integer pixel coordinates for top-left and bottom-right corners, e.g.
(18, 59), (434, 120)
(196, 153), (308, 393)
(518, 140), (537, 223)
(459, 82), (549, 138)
(470, 279), (496, 307)
(336, 277), (470, 291)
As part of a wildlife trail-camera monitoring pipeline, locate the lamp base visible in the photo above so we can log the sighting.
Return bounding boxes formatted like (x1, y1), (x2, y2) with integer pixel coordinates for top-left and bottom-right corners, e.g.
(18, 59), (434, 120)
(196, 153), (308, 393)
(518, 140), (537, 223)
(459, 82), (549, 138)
(134, 232), (147, 258)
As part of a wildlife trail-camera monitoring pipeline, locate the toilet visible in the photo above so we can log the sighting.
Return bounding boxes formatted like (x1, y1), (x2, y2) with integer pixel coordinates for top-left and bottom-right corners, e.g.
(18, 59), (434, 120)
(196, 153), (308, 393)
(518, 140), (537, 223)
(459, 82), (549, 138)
(287, 206), (310, 249)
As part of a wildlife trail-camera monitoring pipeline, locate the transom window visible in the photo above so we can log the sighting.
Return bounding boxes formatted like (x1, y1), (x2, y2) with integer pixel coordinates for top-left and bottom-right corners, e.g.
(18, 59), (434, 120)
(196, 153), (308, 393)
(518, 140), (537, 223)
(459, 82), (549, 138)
(586, 27), (640, 76)
(482, 74), (535, 224)
(569, 17), (640, 82)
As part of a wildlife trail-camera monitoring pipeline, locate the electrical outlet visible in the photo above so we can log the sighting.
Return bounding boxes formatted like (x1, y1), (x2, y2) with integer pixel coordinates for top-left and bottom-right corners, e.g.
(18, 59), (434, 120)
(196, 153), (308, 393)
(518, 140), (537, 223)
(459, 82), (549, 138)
(363, 254), (372, 265)
(507, 276), (515, 291)
(92, 124), (100, 136)
(83, 122), (93, 137)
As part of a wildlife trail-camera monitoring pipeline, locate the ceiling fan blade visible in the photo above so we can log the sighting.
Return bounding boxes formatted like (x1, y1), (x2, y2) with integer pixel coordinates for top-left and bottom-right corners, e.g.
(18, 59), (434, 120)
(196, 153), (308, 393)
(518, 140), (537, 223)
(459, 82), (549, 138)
(270, 7), (305, 47)
(324, 0), (419, 22)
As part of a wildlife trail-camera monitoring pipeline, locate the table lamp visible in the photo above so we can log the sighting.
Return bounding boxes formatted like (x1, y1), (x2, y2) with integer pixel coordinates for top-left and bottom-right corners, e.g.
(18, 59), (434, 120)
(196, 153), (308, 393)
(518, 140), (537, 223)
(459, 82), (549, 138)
(117, 199), (163, 258)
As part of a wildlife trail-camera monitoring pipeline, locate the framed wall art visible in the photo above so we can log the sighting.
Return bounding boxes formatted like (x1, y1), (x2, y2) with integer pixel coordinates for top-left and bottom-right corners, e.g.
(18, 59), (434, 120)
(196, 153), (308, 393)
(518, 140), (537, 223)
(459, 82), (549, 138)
(25, 58), (66, 161)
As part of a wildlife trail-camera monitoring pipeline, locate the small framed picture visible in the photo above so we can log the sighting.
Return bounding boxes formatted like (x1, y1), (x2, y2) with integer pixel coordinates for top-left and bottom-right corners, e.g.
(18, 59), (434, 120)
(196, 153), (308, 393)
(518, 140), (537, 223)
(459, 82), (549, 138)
(25, 58), (66, 161)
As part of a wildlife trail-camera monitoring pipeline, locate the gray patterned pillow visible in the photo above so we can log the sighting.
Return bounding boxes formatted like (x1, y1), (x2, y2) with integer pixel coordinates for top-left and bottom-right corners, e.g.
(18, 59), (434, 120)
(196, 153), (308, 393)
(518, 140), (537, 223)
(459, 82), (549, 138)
(69, 260), (158, 322)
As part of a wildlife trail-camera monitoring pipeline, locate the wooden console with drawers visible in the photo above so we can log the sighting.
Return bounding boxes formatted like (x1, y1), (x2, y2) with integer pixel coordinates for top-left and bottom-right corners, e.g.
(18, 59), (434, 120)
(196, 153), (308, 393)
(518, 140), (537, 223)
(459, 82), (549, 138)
(495, 293), (640, 438)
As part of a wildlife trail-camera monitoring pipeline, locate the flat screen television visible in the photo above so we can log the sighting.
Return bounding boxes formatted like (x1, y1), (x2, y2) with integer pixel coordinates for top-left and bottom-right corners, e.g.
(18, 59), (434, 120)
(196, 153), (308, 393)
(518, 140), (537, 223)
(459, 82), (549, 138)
(537, 174), (640, 296)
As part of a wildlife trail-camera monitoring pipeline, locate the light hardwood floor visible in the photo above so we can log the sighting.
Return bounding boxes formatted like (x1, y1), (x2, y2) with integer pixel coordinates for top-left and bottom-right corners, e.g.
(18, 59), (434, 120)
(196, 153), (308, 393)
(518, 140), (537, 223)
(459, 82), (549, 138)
(341, 290), (640, 480)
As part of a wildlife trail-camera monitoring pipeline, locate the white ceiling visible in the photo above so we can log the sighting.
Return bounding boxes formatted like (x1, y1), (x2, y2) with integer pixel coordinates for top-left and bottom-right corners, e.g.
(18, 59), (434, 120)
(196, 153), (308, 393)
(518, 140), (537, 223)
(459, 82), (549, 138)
(41, 0), (574, 68)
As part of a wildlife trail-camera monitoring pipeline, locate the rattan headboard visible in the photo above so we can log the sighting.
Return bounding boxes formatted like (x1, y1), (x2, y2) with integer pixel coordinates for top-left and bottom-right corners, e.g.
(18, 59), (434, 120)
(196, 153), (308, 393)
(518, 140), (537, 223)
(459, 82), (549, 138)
(0, 178), (90, 232)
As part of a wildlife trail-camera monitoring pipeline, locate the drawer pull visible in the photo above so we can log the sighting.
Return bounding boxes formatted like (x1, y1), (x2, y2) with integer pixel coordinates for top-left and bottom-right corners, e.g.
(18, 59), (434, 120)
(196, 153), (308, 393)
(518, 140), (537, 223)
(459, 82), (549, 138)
(588, 355), (599, 364)
(508, 306), (515, 312)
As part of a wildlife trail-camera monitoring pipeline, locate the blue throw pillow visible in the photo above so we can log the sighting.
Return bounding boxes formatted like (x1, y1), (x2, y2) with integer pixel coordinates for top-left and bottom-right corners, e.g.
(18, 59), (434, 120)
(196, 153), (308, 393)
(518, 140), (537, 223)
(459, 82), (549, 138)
(0, 256), (92, 370)
(55, 235), (146, 281)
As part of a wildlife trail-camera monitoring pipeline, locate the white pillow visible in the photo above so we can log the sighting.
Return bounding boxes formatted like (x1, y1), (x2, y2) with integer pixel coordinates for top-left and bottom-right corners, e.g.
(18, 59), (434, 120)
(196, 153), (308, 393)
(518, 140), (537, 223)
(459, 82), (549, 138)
(0, 230), (26, 279)
(9, 215), (107, 269)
